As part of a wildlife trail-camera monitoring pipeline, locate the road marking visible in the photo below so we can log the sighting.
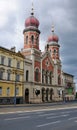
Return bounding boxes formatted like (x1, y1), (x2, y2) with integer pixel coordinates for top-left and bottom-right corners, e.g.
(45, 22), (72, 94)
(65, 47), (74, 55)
(0, 105), (77, 115)
(61, 110), (77, 114)
(68, 117), (77, 120)
(47, 114), (69, 119)
(38, 113), (55, 117)
(36, 120), (61, 127)
(35, 111), (45, 114)
(4, 116), (30, 121)
(61, 111), (72, 114)
(19, 111), (45, 116)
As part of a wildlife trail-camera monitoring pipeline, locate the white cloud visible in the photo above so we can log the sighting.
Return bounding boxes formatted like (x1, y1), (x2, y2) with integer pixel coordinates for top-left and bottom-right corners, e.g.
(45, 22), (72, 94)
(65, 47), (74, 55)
(0, 0), (19, 28)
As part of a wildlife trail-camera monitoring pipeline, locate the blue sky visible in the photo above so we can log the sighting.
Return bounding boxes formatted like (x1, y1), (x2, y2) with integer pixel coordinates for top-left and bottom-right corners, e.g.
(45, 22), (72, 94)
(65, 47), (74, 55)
(0, 0), (77, 88)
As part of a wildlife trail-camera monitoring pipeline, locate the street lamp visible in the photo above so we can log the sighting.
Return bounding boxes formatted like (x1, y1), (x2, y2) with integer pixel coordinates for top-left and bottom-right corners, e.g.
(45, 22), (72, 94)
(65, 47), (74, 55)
(14, 73), (17, 105)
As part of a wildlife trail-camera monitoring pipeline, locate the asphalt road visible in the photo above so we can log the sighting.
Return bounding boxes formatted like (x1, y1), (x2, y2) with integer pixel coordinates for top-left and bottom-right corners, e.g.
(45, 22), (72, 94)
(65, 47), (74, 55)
(0, 105), (77, 130)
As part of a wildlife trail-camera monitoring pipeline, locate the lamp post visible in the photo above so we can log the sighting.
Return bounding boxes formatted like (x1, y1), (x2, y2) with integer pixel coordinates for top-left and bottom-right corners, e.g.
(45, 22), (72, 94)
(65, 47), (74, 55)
(14, 73), (16, 105)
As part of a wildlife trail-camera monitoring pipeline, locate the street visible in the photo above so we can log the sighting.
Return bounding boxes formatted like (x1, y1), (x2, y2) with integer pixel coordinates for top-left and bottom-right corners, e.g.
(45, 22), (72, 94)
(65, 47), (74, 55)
(0, 104), (77, 130)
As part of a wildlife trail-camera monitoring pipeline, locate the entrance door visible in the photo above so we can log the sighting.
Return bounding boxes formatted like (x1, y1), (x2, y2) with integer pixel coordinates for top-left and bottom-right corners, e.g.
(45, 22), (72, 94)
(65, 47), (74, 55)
(25, 88), (29, 103)
(42, 88), (45, 102)
(46, 88), (49, 101)
(50, 88), (53, 101)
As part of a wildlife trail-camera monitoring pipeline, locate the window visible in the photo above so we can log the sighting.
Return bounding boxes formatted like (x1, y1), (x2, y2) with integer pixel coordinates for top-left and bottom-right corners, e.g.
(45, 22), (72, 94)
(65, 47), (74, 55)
(42, 70), (44, 83)
(17, 61), (20, 69)
(54, 49), (56, 54)
(58, 75), (61, 85)
(8, 58), (11, 67)
(35, 69), (39, 82)
(16, 87), (19, 95)
(0, 87), (2, 95)
(46, 71), (48, 84)
(7, 73), (10, 81)
(1, 56), (4, 65)
(0, 71), (3, 80)
(50, 49), (51, 53)
(36, 37), (39, 44)
(26, 36), (28, 44)
(50, 72), (52, 84)
(16, 74), (20, 81)
(26, 70), (29, 82)
(7, 87), (10, 95)
(31, 35), (34, 44)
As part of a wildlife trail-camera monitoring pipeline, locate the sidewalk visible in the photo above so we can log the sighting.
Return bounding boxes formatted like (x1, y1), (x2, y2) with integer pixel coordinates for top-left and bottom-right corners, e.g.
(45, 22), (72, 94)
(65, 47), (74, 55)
(0, 102), (77, 115)
(0, 101), (67, 108)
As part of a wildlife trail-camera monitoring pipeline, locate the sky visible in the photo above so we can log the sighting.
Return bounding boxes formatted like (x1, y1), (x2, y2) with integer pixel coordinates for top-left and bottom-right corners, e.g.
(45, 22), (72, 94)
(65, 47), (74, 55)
(0, 0), (77, 87)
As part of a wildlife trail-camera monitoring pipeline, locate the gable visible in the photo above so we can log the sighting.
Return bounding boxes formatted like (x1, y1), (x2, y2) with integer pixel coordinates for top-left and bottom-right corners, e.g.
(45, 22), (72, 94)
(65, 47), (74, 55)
(42, 51), (54, 71)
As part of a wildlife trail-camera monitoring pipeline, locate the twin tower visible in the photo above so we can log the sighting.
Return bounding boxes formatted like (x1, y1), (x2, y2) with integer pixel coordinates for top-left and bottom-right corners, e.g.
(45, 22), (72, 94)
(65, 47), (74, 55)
(22, 5), (61, 86)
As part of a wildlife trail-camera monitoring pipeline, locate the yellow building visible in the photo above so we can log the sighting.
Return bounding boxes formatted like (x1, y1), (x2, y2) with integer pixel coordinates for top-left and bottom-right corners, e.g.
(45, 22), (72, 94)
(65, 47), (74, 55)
(0, 46), (24, 104)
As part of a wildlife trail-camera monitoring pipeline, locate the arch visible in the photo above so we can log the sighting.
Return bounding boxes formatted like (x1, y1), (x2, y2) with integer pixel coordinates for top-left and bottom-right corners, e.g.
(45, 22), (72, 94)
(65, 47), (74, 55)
(42, 88), (45, 102)
(58, 75), (61, 85)
(50, 88), (53, 101)
(50, 71), (52, 84)
(25, 88), (29, 103)
(26, 36), (28, 44)
(46, 88), (49, 101)
(36, 37), (39, 44)
(42, 69), (45, 83)
(46, 70), (48, 84)
(31, 35), (34, 44)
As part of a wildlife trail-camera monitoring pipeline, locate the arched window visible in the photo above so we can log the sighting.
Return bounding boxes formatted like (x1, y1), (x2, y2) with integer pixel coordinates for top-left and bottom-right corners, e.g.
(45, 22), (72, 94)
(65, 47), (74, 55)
(36, 37), (39, 44)
(58, 75), (61, 85)
(50, 49), (51, 54)
(31, 35), (34, 44)
(26, 70), (29, 82)
(26, 36), (28, 44)
(54, 49), (56, 54)
(50, 72), (52, 84)
(35, 68), (39, 82)
(46, 71), (48, 84)
(42, 69), (44, 83)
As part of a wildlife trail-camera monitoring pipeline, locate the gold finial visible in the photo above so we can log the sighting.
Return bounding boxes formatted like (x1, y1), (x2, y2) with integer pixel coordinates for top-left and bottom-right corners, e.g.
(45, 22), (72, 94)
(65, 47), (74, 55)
(31, 2), (34, 15)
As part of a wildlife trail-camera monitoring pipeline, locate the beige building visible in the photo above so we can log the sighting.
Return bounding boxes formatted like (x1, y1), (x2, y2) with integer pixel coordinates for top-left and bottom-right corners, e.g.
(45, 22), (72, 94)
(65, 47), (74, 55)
(62, 72), (75, 101)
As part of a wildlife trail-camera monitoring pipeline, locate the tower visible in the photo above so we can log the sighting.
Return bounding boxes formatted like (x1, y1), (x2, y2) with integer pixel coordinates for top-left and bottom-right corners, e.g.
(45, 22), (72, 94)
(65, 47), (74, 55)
(23, 4), (40, 54)
(22, 4), (41, 83)
(47, 25), (62, 86)
(47, 25), (60, 61)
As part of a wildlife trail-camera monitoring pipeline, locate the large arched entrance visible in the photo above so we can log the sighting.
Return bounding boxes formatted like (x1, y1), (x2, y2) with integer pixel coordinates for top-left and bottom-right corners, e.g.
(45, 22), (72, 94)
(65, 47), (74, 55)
(46, 88), (49, 101)
(25, 88), (29, 103)
(50, 88), (53, 101)
(42, 88), (45, 102)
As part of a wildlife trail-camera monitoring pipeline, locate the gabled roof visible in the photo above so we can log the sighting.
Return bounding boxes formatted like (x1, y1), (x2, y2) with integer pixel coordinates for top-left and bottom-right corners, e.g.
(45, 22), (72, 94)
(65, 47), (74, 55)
(41, 50), (54, 67)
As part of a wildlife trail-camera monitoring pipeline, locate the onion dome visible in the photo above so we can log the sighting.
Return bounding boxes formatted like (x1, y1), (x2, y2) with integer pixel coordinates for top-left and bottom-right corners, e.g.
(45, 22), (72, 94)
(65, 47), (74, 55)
(25, 4), (39, 28)
(48, 25), (59, 43)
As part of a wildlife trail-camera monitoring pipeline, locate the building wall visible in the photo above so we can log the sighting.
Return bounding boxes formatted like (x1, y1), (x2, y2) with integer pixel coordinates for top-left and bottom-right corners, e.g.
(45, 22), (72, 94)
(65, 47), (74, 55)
(0, 47), (24, 104)
(62, 72), (75, 101)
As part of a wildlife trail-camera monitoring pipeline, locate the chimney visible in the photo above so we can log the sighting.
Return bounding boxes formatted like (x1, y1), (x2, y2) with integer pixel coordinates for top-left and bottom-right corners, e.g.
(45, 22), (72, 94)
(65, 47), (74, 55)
(11, 47), (16, 52)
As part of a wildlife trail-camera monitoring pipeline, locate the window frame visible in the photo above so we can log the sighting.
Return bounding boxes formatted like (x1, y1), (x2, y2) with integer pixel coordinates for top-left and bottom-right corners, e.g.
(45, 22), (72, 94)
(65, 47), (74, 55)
(0, 87), (2, 95)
